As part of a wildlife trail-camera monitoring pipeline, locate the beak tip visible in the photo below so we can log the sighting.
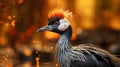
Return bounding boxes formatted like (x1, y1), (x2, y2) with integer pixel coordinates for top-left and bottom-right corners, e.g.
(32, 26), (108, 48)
(36, 28), (41, 32)
(36, 29), (42, 32)
(36, 30), (39, 32)
(36, 28), (44, 32)
(36, 25), (49, 32)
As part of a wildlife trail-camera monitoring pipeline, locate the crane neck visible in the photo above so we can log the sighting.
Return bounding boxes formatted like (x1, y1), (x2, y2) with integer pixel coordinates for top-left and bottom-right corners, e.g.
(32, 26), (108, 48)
(56, 26), (72, 67)
(60, 26), (72, 40)
(57, 26), (72, 53)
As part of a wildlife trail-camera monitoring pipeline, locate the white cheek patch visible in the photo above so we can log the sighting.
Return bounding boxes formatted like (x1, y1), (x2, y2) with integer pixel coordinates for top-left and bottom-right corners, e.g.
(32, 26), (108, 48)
(58, 19), (70, 31)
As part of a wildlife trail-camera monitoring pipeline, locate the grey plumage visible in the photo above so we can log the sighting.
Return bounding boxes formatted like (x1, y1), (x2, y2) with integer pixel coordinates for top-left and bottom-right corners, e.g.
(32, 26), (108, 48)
(55, 26), (120, 67)
(37, 9), (120, 67)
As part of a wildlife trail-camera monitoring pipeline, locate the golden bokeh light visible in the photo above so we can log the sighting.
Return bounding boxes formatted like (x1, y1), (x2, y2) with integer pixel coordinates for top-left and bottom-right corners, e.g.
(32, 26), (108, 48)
(11, 20), (16, 28)
(0, 36), (8, 46)
(8, 16), (12, 20)
(36, 57), (40, 67)
(23, 49), (32, 56)
(18, 0), (24, 4)
(109, 17), (120, 30)
(44, 31), (59, 39)
(75, 0), (95, 29)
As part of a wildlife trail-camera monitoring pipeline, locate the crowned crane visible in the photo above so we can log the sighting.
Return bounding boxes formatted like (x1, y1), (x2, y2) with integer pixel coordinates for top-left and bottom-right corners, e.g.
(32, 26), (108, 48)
(37, 9), (120, 67)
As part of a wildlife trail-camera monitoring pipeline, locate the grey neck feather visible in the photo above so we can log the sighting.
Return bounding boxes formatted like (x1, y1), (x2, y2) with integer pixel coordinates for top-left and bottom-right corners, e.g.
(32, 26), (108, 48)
(56, 26), (72, 67)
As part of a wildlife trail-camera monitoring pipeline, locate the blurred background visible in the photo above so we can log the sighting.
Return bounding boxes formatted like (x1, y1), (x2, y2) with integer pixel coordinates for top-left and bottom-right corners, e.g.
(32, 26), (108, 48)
(0, 0), (120, 67)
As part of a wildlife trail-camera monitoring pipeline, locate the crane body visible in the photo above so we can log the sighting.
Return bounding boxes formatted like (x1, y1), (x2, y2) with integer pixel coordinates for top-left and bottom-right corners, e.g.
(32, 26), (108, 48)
(37, 9), (120, 67)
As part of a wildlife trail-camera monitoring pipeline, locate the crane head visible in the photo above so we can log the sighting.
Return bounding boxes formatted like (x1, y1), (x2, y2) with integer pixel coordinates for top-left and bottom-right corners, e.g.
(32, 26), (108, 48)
(37, 9), (72, 34)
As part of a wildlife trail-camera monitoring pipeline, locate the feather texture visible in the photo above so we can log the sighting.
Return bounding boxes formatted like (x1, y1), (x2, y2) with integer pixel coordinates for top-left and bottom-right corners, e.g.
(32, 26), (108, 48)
(38, 9), (120, 67)
(48, 9), (72, 20)
(56, 26), (120, 67)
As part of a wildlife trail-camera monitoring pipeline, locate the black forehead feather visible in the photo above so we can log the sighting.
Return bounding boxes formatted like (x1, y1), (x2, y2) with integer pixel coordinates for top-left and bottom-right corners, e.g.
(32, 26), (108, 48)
(48, 17), (61, 25)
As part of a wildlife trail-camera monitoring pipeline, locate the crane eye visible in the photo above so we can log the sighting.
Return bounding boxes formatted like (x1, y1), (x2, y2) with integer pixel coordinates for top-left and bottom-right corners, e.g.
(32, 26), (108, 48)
(55, 22), (59, 25)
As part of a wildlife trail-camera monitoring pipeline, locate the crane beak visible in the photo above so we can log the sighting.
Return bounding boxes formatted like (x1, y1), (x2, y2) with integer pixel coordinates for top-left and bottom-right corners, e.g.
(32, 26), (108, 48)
(36, 25), (53, 32)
